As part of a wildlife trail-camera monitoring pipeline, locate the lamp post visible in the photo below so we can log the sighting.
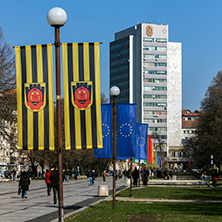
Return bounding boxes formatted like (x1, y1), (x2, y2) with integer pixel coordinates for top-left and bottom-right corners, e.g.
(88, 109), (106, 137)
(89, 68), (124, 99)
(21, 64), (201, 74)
(110, 86), (120, 209)
(47, 7), (67, 222)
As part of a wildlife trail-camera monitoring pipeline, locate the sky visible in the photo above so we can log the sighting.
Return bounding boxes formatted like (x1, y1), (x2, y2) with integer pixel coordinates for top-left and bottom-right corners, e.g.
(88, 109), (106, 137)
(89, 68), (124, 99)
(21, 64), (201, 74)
(1, 0), (222, 111)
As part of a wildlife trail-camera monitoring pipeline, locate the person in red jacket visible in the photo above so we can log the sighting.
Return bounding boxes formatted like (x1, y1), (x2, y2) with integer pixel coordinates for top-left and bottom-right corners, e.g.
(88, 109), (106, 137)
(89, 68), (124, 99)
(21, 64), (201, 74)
(45, 169), (51, 196)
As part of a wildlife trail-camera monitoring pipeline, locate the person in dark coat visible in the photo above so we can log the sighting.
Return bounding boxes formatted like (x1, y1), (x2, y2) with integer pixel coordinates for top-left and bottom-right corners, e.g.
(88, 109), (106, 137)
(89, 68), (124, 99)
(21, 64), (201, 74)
(49, 167), (65, 204)
(143, 169), (149, 186)
(19, 171), (30, 198)
(50, 167), (59, 204)
(132, 167), (139, 186)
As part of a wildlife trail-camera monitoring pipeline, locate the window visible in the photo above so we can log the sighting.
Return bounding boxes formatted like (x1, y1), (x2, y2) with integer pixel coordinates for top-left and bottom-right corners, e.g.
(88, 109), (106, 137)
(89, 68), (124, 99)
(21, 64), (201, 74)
(183, 130), (186, 134)
(110, 49), (129, 59)
(110, 39), (129, 50)
(143, 70), (167, 75)
(156, 103), (167, 107)
(143, 94), (153, 99)
(143, 110), (154, 115)
(148, 127), (167, 131)
(144, 62), (155, 67)
(145, 78), (167, 83)
(143, 37), (154, 42)
(151, 135), (167, 139)
(143, 102), (167, 107)
(156, 46), (167, 51)
(143, 119), (155, 123)
(155, 111), (167, 115)
(154, 95), (167, 99)
(143, 54), (155, 59)
(155, 63), (167, 67)
(156, 119), (167, 123)
(156, 54), (167, 60)
(156, 38), (167, 43)
(143, 46), (155, 51)
(143, 86), (167, 91)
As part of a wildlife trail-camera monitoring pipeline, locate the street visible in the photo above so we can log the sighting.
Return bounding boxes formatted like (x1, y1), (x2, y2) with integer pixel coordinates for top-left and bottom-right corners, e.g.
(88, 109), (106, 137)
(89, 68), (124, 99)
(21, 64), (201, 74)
(0, 176), (126, 222)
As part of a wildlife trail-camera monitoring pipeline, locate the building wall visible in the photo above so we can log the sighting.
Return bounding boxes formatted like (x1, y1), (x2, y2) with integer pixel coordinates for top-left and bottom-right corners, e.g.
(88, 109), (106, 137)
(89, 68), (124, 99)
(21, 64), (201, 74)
(167, 42), (182, 150)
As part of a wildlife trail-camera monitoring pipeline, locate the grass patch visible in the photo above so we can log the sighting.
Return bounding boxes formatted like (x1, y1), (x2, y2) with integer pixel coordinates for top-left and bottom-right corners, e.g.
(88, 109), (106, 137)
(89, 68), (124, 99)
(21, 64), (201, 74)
(117, 187), (222, 200)
(65, 201), (222, 222)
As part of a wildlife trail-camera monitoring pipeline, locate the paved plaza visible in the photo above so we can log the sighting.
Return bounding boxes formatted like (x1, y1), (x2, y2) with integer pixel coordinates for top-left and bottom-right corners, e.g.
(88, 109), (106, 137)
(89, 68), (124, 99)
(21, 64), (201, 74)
(0, 176), (126, 222)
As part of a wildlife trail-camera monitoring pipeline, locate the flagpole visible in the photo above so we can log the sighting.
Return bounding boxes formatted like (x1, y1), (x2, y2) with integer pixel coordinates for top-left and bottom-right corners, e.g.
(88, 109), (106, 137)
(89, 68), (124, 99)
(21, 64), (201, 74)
(142, 163), (145, 186)
(47, 8), (67, 222)
(130, 157), (132, 197)
(110, 86), (120, 210)
(139, 159), (141, 187)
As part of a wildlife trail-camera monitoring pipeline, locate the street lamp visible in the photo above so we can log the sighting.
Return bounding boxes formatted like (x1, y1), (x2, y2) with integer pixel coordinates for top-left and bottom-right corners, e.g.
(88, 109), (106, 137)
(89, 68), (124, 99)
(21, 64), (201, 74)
(110, 86), (120, 209)
(47, 7), (67, 222)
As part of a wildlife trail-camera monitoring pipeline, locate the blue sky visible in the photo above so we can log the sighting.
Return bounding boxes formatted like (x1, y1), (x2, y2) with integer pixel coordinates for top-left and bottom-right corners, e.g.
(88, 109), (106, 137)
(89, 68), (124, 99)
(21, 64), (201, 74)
(1, 0), (222, 111)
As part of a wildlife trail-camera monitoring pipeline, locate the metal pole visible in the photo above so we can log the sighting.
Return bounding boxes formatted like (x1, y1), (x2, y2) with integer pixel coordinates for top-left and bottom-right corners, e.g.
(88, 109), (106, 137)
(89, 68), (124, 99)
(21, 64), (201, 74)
(142, 164), (144, 186)
(130, 158), (132, 197)
(55, 26), (64, 222)
(112, 96), (117, 209)
(139, 160), (141, 187)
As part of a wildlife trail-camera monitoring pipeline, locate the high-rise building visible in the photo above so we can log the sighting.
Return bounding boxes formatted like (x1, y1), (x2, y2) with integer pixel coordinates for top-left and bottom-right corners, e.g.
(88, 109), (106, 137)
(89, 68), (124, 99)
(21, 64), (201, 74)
(110, 23), (182, 157)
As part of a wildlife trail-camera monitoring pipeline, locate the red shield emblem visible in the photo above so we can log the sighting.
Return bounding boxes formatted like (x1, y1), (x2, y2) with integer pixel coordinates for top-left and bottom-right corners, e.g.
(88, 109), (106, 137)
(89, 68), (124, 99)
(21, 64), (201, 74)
(25, 83), (46, 111)
(71, 81), (93, 110)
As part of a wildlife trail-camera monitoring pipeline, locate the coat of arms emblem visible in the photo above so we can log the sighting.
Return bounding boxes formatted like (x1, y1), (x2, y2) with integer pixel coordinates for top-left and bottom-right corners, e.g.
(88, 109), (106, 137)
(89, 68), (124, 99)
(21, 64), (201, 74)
(24, 83), (46, 112)
(146, 25), (153, 36)
(71, 81), (93, 110)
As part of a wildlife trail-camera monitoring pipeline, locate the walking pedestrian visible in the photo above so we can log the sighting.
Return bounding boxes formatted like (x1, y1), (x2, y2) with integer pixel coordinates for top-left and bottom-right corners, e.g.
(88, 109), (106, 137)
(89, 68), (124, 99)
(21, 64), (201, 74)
(50, 166), (63, 204)
(73, 170), (78, 180)
(64, 169), (69, 182)
(92, 170), (96, 185)
(19, 170), (30, 198)
(86, 170), (93, 187)
(143, 169), (149, 186)
(103, 170), (106, 182)
(45, 169), (51, 196)
(132, 167), (139, 186)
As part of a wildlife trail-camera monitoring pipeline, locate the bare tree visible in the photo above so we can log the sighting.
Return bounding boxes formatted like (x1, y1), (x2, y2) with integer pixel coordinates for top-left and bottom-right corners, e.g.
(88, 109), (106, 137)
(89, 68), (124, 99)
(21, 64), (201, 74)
(0, 27), (16, 141)
(152, 130), (166, 169)
(101, 92), (108, 104)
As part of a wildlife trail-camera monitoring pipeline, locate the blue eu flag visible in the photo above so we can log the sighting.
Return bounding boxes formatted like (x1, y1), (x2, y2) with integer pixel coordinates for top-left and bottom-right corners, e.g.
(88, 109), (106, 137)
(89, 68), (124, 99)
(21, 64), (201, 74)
(117, 104), (136, 159)
(133, 123), (148, 160)
(94, 104), (113, 158)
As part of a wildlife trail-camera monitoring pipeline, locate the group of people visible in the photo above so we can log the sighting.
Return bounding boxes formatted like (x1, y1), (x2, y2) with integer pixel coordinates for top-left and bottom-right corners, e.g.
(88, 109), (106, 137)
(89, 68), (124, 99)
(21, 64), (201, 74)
(124, 167), (150, 186)
(18, 167), (62, 204)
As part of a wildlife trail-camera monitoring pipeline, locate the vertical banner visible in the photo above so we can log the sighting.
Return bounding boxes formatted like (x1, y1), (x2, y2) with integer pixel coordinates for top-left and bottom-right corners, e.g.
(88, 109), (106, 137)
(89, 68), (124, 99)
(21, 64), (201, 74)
(133, 123), (148, 159)
(117, 104), (136, 159)
(157, 153), (160, 167)
(94, 104), (113, 158)
(152, 151), (158, 168)
(15, 44), (54, 150)
(63, 43), (102, 149)
(147, 135), (153, 164)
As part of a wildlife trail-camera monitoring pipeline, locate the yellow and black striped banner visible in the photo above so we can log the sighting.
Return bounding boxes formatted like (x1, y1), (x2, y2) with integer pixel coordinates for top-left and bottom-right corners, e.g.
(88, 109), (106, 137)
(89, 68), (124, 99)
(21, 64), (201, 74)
(15, 44), (54, 150)
(63, 43), (103, 149)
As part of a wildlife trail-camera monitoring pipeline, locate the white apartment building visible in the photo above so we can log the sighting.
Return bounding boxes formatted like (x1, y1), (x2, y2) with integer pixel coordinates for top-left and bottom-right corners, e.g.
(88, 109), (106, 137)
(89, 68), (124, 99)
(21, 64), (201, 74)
(110, 23), (182, 160)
